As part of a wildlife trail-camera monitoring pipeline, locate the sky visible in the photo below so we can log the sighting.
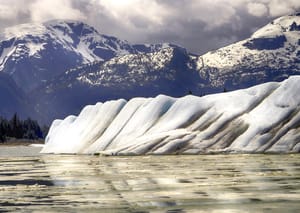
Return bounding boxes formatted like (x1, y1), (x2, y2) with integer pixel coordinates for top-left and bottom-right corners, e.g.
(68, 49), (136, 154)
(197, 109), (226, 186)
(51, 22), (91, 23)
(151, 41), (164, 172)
(0, 0), (299, 54)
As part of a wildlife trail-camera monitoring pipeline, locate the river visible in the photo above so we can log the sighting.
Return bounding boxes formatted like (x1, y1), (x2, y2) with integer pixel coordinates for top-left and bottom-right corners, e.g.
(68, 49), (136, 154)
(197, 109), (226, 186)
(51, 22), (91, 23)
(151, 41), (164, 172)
(0, 147), (299, 212)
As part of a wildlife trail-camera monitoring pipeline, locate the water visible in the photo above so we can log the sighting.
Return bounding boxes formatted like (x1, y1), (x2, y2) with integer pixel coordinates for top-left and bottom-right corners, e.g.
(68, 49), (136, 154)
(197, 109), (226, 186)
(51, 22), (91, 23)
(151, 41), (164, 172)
(0, 152), (299, 212)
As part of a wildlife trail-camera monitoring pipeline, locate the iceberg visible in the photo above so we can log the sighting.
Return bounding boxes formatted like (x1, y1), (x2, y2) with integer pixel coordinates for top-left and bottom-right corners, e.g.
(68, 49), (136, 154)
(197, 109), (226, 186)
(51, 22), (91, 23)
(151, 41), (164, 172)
(41, 76), (300, 155)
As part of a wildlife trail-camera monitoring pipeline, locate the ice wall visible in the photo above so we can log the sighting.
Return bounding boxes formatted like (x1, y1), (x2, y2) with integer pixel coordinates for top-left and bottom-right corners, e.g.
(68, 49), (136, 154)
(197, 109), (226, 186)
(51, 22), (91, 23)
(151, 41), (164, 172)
(41, 76), (300, 154)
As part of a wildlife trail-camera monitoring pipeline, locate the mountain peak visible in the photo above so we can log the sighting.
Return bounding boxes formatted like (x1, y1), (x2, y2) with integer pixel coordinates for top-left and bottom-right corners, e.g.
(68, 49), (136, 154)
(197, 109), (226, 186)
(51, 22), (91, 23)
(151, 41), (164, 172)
(45, 19), (99, 37)
(45, 19), (88, 26)
(1, 20), (100, 40)
(252, 14), (300, 39)
(198, 13), (300, 93)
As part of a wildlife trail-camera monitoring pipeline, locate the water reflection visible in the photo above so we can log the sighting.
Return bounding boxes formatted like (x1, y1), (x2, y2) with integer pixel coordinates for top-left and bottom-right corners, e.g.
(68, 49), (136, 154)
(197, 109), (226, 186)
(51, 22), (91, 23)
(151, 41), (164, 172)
(0, 154), (299, 212)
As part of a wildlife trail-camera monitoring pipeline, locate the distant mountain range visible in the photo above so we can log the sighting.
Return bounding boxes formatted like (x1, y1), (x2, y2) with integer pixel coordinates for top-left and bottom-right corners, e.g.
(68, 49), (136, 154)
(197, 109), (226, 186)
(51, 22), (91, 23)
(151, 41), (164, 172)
(0, 14), (299, 124)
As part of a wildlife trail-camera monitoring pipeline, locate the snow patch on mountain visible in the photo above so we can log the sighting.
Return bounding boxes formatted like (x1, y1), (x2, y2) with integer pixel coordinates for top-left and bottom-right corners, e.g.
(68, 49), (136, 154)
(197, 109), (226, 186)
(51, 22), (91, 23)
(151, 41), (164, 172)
(252, 14), (300, 38)
(26, 43), (45, 56)
(0, 46), (15, 70)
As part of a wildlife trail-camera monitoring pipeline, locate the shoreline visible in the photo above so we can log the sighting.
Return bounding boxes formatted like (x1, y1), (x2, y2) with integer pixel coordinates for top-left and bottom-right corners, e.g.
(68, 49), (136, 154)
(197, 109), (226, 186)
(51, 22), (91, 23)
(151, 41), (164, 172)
(0, 139), (44, 157)
(0, 139), (44, 147)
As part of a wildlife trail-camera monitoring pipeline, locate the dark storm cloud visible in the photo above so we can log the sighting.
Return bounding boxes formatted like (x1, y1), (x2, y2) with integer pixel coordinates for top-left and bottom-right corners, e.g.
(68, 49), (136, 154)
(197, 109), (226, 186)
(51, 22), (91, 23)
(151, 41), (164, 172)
(0, 0), (299, 54)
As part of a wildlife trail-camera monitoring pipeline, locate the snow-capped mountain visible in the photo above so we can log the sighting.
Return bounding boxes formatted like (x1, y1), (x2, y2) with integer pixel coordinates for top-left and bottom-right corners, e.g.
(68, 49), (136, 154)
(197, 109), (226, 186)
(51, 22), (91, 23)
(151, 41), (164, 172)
(42, 76), (300, 154)
(1, 14), (300, 125)
(34, 14), (300, 124)
(197, 14), (300, 90)
(0, 20), (172, 92)
(33, 46), (203, 123)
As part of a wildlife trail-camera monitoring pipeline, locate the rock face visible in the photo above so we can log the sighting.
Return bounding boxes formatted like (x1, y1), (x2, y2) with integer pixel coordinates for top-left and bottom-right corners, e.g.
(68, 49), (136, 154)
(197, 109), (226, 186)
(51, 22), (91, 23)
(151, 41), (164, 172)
(41, 76), (300, 155)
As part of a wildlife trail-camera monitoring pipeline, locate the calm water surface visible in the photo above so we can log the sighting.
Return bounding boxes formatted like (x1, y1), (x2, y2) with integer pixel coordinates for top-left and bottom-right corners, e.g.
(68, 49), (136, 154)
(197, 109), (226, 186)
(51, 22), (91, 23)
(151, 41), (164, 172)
(0, 152), (299, 212)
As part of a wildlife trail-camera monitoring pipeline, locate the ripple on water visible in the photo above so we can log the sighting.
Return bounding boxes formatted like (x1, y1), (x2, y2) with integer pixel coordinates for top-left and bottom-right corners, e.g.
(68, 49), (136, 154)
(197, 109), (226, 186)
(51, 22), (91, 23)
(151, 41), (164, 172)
(0, 154), (299, 212)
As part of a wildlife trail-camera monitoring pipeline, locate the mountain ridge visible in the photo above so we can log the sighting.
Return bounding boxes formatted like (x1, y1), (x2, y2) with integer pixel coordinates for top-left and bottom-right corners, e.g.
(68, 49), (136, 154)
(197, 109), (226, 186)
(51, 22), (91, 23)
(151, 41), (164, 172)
(197, 14), (300, 90)
(0, 20), (177, 92)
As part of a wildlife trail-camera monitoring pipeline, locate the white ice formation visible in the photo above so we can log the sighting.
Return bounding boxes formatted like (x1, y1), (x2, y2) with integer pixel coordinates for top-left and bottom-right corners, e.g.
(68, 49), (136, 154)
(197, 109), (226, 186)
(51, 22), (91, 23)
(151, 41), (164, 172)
(41, 76), (300, 155)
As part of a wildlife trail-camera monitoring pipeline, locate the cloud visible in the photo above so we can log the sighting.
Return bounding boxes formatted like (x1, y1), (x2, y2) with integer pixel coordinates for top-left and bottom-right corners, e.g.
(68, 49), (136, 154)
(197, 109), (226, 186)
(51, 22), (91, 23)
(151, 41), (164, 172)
(76, 0), (300, 53)
(95, 0), (239, 30)
(247, 2), (268, 17)
(0, 0), (31, 31)
(0, 0), (29, 20)
(268, 0), (300, 16)
(80, 0), (243, 53)
(29, 0), (85, 22)
(0, 4), (18, 19)
(99, 0), (170, 26)
(0, 0), (299, 54)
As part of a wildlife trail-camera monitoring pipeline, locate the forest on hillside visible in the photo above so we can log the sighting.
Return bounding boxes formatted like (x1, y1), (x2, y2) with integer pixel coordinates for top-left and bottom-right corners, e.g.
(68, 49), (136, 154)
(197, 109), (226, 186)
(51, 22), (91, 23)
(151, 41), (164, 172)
(0, 113), (48, 142)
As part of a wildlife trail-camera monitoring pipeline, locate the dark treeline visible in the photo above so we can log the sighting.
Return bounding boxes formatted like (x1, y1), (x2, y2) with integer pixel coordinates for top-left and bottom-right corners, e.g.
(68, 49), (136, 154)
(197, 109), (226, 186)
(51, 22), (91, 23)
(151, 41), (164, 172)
(0, 113), (48, 142)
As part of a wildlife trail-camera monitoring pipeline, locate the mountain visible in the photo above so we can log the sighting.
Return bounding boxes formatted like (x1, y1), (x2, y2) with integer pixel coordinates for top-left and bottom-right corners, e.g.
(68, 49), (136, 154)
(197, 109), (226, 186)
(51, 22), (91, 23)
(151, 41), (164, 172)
(0, 20), (175, 122)
(0, 20), (172, 92)
(0, 72), (33, 119)
(34, 14), (300, 124)
(197, 14), (300, 90)
(1, 15), (300, 124)
(33, 47), (203, 123)
(41, 76), (300, 154)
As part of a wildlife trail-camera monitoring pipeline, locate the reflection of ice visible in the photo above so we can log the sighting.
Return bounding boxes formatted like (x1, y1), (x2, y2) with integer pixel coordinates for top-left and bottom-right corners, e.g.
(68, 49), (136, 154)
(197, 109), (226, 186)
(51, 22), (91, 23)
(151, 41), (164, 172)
(0, 154), (299, 212)
(42, 155), (300, 210)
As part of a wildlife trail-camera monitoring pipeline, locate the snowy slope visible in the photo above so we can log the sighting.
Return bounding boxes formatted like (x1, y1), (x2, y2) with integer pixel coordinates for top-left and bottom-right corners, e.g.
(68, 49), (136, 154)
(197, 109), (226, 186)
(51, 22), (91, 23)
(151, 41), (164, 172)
(41, 76), (300, 154)
(198, 14), (300, 89)
(0, 20), (172, 92)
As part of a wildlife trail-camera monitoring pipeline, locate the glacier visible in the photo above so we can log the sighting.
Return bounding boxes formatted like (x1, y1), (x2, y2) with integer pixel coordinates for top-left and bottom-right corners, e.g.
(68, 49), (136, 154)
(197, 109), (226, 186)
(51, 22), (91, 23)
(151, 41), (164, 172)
(41, 76), (300, 155)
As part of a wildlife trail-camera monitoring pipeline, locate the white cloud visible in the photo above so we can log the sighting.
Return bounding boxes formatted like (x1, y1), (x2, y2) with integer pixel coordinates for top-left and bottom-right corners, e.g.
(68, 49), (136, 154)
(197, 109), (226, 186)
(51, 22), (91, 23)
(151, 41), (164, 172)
(179, 0), (239, 29)
(101, 0), (239, 29)
(247, 2), (268, 17)
(29, 0), (85, 22)
(98, 0), (171, 28)
(0, 0), (300, 54)
(0, 5), (17, 19)
(0, 0), (29, 20)
(268, 0), (300, 17)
